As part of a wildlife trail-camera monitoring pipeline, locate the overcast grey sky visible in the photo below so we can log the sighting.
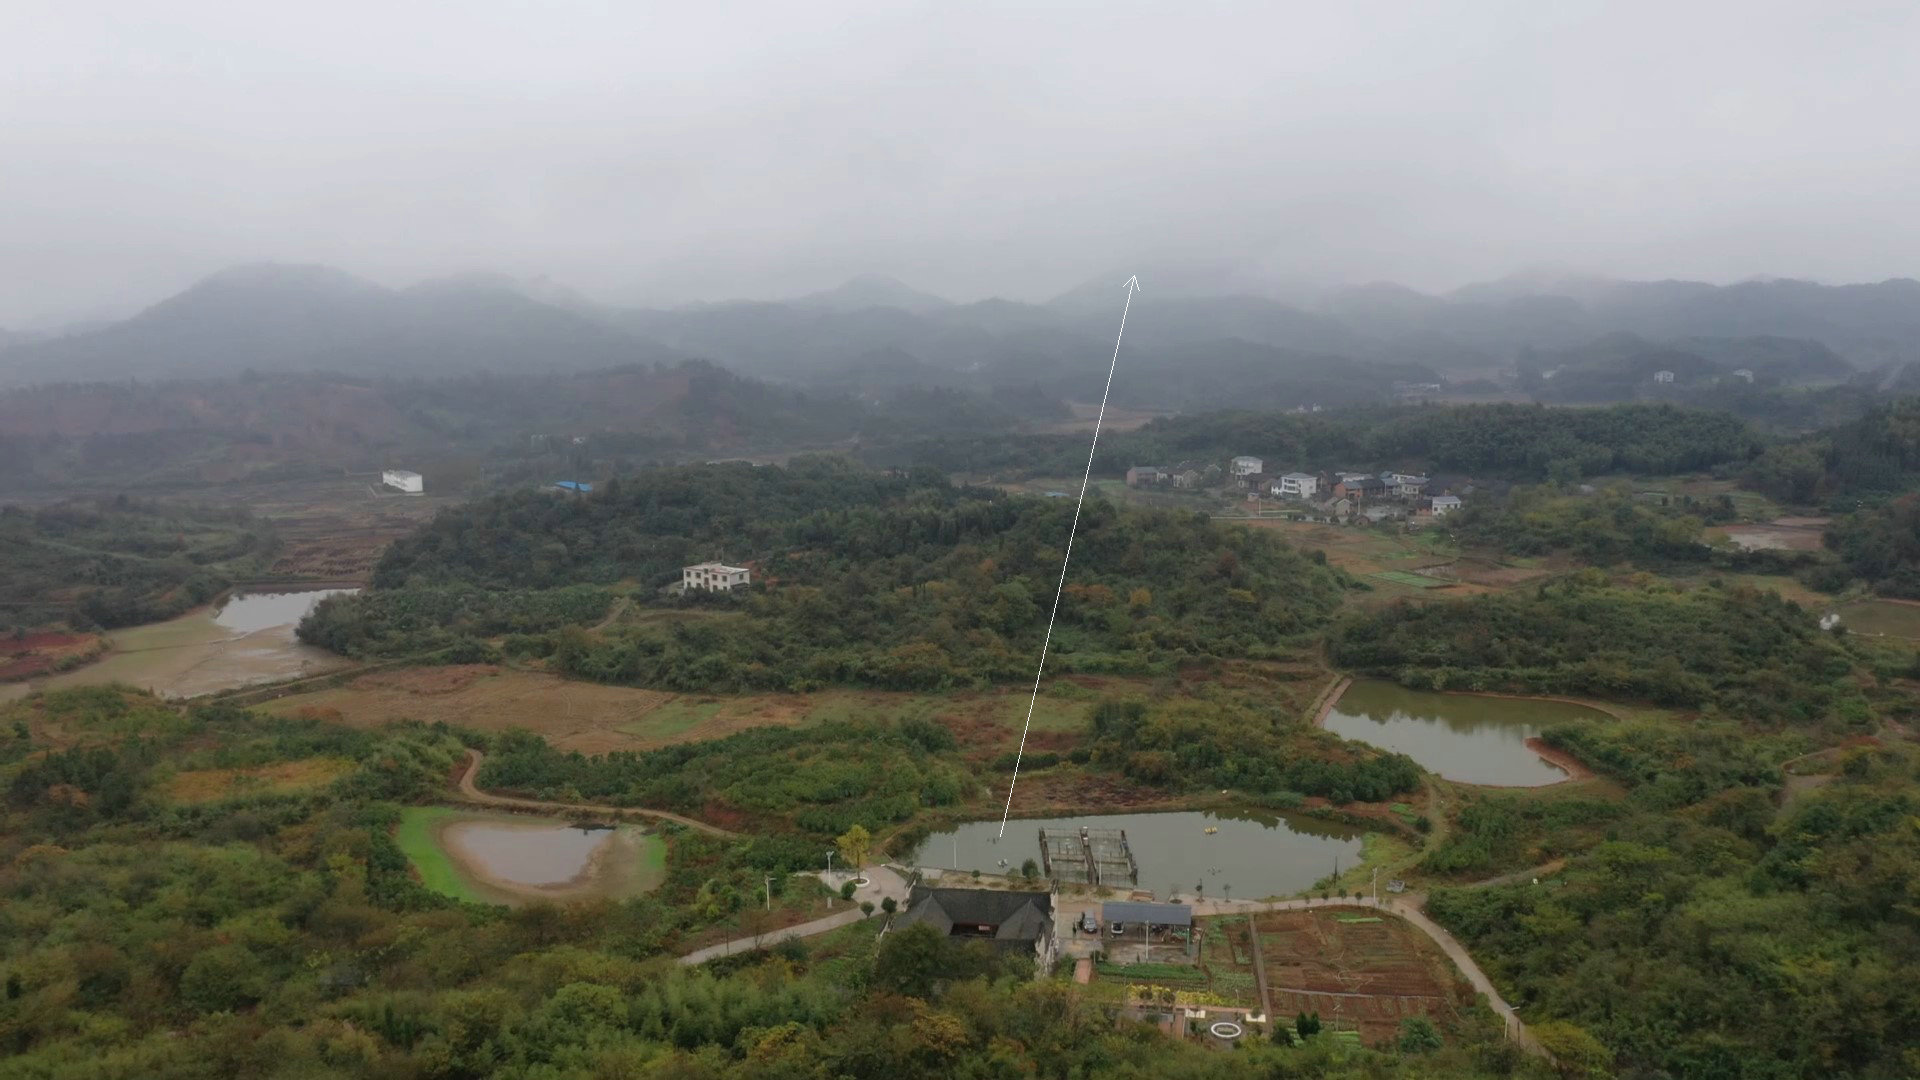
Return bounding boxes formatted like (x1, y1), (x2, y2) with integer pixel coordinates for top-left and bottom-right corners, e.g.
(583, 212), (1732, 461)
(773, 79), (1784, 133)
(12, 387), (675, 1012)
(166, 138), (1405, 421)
(3, 1), (1918, 324)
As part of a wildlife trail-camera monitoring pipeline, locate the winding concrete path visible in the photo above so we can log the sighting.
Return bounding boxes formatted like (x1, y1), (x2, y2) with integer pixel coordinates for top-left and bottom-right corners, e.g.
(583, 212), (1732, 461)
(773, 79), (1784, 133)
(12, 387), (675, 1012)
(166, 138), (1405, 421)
(677, 866), (912, 966)
(454, 748), (740, 838)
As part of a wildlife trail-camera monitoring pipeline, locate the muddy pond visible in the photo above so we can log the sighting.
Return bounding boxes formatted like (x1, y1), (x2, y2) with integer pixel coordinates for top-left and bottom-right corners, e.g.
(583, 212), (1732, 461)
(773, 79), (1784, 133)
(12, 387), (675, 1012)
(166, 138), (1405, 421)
(398, 807), (666, 906)
(914, 809), (1365, 901)
(39, 589), (355, 699)
(1323, 679), (1606, 787)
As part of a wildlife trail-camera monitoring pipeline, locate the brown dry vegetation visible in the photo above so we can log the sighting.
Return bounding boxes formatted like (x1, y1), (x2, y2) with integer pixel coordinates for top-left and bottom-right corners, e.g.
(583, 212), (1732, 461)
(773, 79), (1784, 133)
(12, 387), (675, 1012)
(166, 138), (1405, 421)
(262, 664), (1162, 755)
(161, 757), (356, 803)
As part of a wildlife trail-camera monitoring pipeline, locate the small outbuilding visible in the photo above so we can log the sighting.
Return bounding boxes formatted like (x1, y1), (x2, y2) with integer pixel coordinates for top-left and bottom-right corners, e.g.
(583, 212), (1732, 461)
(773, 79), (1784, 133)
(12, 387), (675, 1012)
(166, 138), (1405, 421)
(382, 469), (424, 494)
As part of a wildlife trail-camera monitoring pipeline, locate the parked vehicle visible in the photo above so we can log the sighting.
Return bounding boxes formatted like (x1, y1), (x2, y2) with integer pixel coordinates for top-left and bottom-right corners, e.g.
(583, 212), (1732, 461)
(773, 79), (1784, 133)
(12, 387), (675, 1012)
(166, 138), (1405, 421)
(1110, 922), (1126, 936)
(1079, 911), (1098, 934)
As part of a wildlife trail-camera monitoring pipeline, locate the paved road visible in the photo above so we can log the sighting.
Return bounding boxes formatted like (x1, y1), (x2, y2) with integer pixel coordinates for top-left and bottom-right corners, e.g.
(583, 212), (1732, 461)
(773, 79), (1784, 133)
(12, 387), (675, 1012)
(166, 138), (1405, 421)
(678, 865), (912, 966)
(455, 748), (739, 837)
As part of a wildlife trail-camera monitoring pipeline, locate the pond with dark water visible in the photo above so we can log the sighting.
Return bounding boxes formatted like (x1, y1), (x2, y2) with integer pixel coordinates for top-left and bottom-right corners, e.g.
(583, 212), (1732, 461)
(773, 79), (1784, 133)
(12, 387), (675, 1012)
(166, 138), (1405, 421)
(1323, 679), (1606, 786)
(914, 808), (1365, 901)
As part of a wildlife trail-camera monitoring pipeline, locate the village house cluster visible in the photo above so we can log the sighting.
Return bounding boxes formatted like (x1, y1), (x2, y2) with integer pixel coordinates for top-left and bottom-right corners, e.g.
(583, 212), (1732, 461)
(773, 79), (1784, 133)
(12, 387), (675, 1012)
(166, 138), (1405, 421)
(1126, 456), (1465, 524)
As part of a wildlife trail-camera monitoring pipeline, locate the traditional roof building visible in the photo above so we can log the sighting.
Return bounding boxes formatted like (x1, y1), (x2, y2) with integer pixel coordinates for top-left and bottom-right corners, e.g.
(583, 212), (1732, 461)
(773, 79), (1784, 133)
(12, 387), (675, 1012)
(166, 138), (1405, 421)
(894, 887), (1057, 968)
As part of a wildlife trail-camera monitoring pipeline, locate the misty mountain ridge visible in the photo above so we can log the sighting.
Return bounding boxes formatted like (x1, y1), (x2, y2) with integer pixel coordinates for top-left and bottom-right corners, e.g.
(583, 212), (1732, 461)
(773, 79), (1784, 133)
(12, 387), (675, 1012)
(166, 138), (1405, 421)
(790, 273), (953, 315)
(0, 262), (675, 385)
(8, 260), (1920, 413)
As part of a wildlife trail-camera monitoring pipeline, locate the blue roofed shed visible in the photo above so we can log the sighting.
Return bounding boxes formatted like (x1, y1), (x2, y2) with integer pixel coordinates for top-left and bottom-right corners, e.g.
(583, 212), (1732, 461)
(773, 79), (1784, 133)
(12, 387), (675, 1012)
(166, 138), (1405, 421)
(1101, 900), (1192, 927)
(552, 480), (594, 493)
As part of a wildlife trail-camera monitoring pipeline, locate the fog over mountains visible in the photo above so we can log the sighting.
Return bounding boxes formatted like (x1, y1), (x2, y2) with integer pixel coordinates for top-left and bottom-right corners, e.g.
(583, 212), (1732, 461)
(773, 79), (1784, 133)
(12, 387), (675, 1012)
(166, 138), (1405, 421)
(4, 263), (1919, 413)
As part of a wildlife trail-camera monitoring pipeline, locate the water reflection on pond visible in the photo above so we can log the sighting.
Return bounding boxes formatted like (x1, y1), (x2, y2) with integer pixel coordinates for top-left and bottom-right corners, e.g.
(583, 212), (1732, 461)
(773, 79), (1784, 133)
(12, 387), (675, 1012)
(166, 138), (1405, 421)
(1324, 680), (1605, 786)
(214, 589), (354, 633)
(41, 588), (356, 698)
(441, 821), (613, 886)
(914, 809), (1364, 900)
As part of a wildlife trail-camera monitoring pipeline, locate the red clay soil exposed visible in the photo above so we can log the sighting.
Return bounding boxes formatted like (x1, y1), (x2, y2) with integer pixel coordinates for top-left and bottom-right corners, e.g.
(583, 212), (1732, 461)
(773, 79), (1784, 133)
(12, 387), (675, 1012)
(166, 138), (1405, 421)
(0, 631), (102, 681)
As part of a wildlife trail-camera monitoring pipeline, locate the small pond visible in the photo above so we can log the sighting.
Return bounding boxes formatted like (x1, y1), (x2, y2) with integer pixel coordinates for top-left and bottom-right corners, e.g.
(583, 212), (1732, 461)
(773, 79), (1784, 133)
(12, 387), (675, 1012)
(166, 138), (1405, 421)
(213, 589), (355, 633)
(398, 808), (666, 906)
(42, 588), (356, 698)
(1323, 680), (1605, 786)
(914, 809), (1364, 901)
(442, 820), (614, 886)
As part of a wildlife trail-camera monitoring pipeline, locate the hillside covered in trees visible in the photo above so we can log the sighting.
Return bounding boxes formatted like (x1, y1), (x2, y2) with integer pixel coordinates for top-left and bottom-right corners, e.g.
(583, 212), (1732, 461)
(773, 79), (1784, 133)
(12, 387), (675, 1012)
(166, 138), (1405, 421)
(303, 457), (1351, 690)
(1328, 576), (1862, 724)
(1744, 397), (1920, 503)
(886, 402), (1764, 484)
(0, 497), (276, 630)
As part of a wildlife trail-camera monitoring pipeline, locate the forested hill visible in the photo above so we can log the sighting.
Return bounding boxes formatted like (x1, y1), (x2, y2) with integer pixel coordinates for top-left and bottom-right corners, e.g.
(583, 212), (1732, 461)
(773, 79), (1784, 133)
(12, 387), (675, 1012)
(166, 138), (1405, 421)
(1, 498), (276, 630)
(883, 402), (1763, 482)
(1744, 396), (1920, 503)
(306, 457), (1351, 689)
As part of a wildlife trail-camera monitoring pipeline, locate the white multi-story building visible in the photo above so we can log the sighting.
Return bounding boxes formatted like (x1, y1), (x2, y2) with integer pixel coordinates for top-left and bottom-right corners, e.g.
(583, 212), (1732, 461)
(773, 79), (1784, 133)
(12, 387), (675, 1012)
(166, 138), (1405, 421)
(1381, 472), (1429, 497)
(1430, 495), (1462, 516)
(382, 469), (424, 494)
(1230, 456), (1264, 476)
(1273, 472), (1319, 498)
(682, 562), (751, 592)
(1653, 370), (1676, 384)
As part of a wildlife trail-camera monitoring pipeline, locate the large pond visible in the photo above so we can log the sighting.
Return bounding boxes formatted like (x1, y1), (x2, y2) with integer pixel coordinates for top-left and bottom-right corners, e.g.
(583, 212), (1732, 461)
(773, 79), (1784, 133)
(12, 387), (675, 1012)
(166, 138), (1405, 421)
(913, 809), (1364, 901)
(41, 589), (356, 699)
(1323, 680), (1606, 786)
(399, 808), (667, 906)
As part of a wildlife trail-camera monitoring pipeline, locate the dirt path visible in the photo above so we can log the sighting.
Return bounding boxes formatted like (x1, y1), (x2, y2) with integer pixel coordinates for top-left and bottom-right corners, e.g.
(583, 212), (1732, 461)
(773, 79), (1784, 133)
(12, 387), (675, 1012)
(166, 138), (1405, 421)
(455, 748), (740, 838)
(1306, 675), (1353, 727)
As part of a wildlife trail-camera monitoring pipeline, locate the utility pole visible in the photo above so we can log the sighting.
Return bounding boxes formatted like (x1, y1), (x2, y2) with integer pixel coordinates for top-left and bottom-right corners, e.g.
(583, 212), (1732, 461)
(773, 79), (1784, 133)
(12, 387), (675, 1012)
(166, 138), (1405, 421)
(766, 875), (773, 912)
(1372, 867), (1380, 905)
(826, 850), (835, 907)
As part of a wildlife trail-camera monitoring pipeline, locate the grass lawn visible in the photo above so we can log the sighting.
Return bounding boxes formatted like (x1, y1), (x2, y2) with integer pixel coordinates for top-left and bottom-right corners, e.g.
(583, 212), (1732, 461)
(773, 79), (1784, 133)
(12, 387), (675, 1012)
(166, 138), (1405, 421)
(393, 806), (488, 903)
(1370, 570), (1449, 589)
(1838, 599), (1920, 639)
(617, 699), (730, 740)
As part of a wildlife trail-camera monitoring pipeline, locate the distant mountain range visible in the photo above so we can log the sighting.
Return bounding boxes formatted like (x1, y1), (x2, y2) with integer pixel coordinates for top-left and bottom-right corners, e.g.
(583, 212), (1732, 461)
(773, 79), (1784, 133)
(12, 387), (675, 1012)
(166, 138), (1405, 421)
(6, 262), (1920, 411)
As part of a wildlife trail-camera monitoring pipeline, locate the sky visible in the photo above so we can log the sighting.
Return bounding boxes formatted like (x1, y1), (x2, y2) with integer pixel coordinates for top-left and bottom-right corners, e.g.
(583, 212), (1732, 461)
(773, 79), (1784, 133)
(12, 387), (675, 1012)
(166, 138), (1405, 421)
(3, 0), (1919, 325)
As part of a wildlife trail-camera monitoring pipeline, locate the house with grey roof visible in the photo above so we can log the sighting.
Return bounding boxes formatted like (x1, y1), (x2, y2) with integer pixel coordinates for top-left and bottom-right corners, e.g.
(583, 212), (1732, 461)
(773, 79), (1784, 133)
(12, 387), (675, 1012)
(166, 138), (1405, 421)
(894, 887), (1056, 970)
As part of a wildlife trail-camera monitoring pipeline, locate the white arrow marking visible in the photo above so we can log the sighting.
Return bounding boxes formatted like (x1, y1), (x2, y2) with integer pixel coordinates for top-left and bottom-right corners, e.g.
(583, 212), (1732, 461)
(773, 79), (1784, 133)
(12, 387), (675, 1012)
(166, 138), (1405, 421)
(998, 274), (1139, 838)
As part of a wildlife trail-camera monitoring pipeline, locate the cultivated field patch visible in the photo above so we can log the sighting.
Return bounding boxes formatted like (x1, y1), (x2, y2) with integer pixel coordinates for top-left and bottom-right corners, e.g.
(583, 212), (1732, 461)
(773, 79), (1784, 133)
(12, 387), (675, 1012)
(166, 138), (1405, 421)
(1255, 906), (1467, 1045)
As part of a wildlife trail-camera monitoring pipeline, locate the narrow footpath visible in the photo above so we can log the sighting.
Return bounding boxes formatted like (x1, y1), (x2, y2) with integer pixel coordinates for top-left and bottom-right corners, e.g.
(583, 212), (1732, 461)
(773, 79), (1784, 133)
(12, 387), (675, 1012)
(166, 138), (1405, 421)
(454, 748), (740, 838)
